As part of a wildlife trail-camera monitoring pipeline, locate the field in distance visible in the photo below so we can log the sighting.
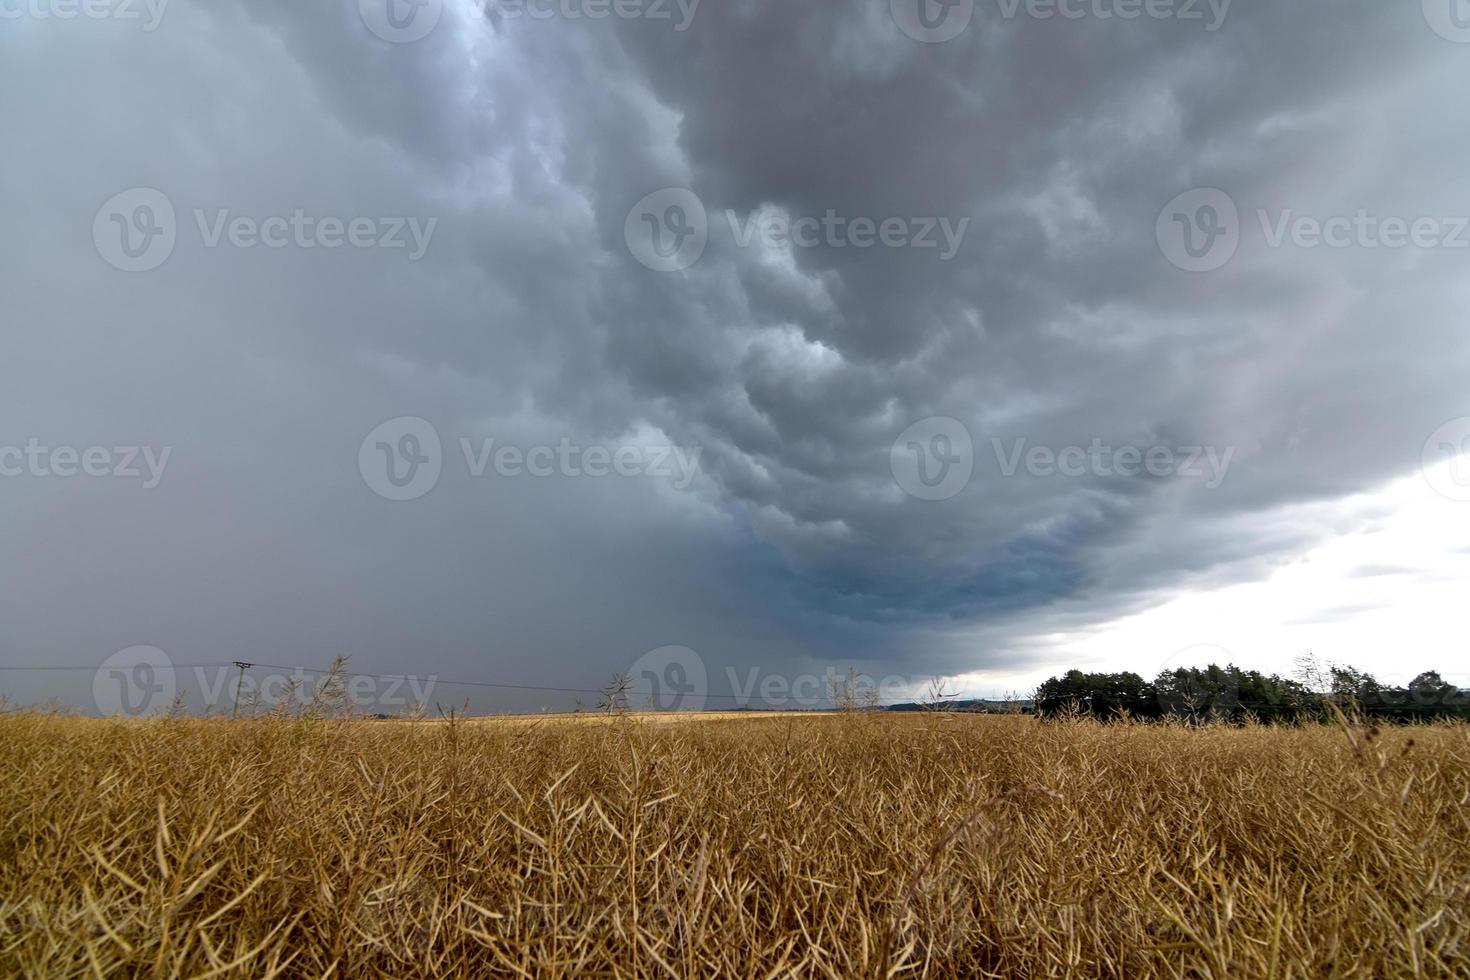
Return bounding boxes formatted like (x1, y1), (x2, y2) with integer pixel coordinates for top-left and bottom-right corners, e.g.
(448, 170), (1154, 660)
(1, 711), (1466, 977)
(417, 710), (838, 726)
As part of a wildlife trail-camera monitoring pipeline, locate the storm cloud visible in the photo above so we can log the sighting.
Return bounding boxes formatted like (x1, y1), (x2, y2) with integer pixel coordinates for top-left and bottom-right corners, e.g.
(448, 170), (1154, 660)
(2, 0), (1468, 712)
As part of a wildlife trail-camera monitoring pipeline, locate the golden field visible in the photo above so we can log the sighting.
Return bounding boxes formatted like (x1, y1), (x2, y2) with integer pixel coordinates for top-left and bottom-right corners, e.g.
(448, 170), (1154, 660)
(1, 711), (1466, 978)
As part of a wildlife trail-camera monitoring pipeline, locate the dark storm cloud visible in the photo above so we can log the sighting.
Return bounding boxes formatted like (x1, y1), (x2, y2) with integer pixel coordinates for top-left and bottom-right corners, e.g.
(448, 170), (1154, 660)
(587, 1), (1470, 618)
(2, 0), (1468, 710)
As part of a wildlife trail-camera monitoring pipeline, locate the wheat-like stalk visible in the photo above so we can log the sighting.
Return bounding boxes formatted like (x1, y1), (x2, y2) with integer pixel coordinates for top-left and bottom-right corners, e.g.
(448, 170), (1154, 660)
(0, 711), (1465, 977)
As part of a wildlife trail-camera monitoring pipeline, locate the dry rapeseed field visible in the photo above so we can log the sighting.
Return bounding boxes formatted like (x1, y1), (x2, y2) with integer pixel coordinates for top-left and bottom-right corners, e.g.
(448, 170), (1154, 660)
(1, 711), (1466, 978)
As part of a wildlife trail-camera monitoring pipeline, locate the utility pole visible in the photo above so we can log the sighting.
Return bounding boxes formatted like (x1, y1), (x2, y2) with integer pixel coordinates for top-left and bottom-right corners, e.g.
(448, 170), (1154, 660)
(231, 661), (254, 719)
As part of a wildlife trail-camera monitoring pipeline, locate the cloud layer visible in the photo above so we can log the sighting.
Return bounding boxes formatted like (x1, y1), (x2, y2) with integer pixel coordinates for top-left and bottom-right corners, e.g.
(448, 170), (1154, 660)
(2, 0), (1468, 711)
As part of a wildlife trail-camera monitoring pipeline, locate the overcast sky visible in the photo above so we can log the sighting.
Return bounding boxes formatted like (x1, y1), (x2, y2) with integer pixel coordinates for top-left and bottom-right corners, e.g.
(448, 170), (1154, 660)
(3, 0), (1469, 715)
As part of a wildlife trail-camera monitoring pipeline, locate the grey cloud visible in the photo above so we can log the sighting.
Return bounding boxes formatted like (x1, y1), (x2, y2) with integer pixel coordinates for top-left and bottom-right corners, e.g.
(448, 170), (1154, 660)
(1, 0), (1467, 711)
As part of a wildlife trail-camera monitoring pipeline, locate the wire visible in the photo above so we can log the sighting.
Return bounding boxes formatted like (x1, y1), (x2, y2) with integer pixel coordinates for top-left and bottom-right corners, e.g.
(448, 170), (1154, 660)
(0, 664), (231, 671)
(0, 660), (1011, 708)
(243, 662), (922, 704)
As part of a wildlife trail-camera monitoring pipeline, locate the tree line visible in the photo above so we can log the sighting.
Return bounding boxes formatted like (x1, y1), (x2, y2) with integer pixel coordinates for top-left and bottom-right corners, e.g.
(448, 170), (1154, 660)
(1034, 660), (1469, 723)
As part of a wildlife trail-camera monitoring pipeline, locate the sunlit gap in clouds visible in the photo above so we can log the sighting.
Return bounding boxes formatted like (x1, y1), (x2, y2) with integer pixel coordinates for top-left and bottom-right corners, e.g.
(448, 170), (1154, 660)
(949, 467), (1470, 697)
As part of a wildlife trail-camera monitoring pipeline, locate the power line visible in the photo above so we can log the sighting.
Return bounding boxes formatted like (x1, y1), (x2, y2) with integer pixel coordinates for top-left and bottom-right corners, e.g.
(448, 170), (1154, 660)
(243, 661), (893, 704)
(0, 663), (230, 671)
(0, 660), (1005, 708)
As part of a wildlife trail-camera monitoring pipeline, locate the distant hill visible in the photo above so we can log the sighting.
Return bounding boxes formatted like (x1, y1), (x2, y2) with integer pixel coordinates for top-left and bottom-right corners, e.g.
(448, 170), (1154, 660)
(884, 699), (1034, 713)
